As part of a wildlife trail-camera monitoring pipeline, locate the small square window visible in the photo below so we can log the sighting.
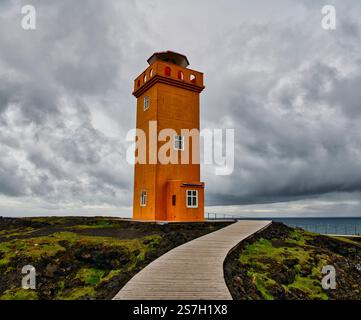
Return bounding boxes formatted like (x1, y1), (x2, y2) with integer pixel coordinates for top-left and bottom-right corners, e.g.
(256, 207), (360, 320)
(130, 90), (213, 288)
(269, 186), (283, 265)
(174, 135), (184, 151)
(186, 190), (198, 208)
(143, 96), (150, 111)
(140, 191), (147, 206)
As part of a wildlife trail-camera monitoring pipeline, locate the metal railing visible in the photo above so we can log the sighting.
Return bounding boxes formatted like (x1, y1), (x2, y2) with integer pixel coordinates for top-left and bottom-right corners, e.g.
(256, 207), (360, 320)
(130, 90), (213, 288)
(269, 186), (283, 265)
(206, 213), (238, 221)
(287, 223), (361, 236)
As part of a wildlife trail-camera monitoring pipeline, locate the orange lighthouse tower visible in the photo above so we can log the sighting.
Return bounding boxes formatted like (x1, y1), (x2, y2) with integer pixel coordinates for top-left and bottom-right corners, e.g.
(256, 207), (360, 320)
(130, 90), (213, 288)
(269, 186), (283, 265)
(132, 51), (205, 221)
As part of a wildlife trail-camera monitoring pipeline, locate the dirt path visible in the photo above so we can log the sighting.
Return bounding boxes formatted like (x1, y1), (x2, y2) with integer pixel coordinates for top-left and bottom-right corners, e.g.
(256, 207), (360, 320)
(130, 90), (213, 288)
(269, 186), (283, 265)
(113, 220), (271, 300)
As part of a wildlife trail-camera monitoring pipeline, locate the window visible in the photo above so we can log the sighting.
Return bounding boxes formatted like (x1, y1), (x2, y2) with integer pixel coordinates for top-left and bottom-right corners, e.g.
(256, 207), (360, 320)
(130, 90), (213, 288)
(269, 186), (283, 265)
(174, 135), (184, 150)
(165, 66), (171, 76)
(140, 191), (147, 206)
(137, 80), (141, 88)
(172, 195), (176, 206)
(190, 74), (196, 83)
(149, 69), (154, 78)
(143, 96), (150, 111)
(187, 190), (198, 208)
(178, 71), (184, 80)
(143, 74), (147, 83)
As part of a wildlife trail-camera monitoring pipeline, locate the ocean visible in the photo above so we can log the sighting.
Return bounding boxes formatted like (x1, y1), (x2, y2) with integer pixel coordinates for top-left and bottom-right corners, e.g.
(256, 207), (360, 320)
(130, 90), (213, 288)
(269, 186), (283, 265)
(240, 217), (361, 236)
(273, 217), (361, 236)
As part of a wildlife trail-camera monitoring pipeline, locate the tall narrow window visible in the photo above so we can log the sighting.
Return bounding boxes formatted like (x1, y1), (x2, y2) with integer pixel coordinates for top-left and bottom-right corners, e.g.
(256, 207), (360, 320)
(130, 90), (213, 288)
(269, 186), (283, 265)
(174, 135), (184, 151)
(178, 71), (184, 80)
(143, 96), (150, 111)
(165, 66), (171, 76)
(190, 74), (196, 83)
(172, 195), (176, 206)
(140, 191), (147, 207)
(186, 190), (198, 208)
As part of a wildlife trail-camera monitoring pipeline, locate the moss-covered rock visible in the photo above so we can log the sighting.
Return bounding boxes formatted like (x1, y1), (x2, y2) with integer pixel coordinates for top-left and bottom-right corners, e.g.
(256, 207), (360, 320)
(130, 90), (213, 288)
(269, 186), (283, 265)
(0, 216), (232, 300)
(224, 222), (361, 300)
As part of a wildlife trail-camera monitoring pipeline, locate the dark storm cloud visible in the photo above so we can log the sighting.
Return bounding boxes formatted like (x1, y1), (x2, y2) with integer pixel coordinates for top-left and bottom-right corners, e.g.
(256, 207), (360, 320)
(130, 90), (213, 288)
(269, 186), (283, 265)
(0, 0), (138, 207)
(198, 3), (361, 208)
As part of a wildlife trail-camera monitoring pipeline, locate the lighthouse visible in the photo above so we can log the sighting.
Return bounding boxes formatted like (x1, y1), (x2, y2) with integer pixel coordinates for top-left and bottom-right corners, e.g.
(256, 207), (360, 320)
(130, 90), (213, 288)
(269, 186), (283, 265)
(132, 51), (205, 222)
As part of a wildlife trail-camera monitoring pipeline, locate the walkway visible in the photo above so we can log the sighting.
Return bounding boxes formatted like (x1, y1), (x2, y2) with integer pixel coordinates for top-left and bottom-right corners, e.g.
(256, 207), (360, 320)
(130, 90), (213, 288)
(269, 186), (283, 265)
(113, 220), (272, 300)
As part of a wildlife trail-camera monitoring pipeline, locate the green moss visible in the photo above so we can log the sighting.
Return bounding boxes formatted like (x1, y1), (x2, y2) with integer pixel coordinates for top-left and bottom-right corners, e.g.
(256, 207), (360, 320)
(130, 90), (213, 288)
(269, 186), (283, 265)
(101, 269), (121, 281)
(28, 217), (74, 225)
(58, 280), (65, 291)
(70, 220), (116, 230)
(76, 268), (106, 285)
(287, 275), (328, 300)
(238, 231), (332, 300)
(0, 288), (38, 300)
(48, 231), (161, 250)
(0, 236), (66, 265)
(0, 218), (165, 300)
(0, 229), (161, 267)
(247, 271), (276, 300)
(240, 238), (310, 266)
(57, 286), (96, 300)
(328, 235), (361, 246)
(0, 227), (34, 238)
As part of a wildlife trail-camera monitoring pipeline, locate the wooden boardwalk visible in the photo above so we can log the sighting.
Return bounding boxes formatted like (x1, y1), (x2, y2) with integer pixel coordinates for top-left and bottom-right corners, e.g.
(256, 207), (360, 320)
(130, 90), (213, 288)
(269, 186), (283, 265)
(113, 220), (271, 300)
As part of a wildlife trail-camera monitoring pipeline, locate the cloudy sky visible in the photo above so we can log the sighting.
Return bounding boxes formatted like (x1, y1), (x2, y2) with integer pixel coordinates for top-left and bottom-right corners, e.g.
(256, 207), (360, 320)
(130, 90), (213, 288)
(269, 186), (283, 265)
(1, 0), (361, 218)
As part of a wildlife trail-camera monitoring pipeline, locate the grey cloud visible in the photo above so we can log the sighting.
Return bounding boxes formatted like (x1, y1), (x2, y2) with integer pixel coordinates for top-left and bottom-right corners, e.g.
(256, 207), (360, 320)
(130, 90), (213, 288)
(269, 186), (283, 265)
(0, 0), (138, 207)
(0, 167), (27, 197)
(329, 74), (361, 118)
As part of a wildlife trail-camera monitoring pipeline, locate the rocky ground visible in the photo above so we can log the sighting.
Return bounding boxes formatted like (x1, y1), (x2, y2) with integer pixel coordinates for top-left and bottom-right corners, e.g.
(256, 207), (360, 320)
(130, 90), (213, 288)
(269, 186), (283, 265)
(0, 217), (232, 300)
(224, 222), (361, 300)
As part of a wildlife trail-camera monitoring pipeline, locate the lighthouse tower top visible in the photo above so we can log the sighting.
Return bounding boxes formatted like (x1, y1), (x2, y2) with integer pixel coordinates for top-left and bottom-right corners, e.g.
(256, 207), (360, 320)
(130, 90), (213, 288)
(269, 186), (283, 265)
(133, 50), (204, 98)
(147, 51), (190, 68)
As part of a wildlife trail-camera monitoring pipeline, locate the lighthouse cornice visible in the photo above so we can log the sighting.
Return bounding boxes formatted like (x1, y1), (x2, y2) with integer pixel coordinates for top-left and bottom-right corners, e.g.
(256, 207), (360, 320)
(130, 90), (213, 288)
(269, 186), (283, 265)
(133, 59), (204, 98)
(133, 74), (205, 98)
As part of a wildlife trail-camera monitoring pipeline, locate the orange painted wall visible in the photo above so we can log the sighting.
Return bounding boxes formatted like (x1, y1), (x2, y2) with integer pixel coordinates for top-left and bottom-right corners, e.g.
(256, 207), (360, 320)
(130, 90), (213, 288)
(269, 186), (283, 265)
(166, 181), (205, 221)
(133, 59), (205, 221)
